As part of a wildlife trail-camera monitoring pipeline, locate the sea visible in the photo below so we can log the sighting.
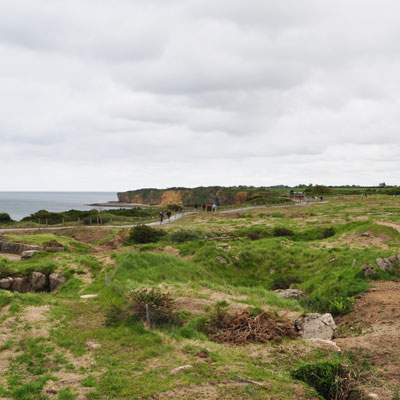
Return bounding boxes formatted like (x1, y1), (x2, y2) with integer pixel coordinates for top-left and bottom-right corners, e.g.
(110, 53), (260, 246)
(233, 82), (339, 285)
(0, 192), (117, 221)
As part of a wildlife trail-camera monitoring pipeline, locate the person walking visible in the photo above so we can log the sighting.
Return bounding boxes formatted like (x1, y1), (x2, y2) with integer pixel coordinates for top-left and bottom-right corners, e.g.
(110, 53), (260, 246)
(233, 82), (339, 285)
(202, 204), (206, 211)
(194, 204), (198, 212)
(212, 203), (217, 212)
(159, 211), (164, 224)
(166, 209), (172, 222)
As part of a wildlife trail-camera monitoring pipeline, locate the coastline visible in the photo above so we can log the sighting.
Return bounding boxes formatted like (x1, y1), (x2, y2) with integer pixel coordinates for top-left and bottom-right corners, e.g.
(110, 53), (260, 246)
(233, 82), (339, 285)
(88, 201), (149, 208)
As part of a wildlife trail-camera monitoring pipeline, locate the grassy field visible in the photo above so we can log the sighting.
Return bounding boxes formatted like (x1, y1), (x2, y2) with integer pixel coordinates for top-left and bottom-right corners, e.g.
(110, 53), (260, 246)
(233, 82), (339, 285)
(0, 195), (400, 399)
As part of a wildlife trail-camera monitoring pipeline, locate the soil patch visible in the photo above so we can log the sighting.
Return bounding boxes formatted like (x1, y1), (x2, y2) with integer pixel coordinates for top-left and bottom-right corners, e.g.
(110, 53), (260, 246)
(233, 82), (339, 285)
(55, 227), (111, 243)
(320, 230), (390, 249)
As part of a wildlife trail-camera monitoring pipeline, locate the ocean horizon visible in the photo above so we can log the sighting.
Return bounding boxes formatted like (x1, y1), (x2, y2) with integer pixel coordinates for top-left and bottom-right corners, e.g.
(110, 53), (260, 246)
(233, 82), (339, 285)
(0, 191), (117, 221)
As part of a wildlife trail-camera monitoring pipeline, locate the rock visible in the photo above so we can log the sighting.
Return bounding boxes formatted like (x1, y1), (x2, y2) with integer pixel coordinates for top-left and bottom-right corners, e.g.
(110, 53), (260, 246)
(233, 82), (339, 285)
(27, 245), (44, 251)
(269, 268), (276, 274)
(169, 365), (193, 375)
(80, 294), (98, 299)
(0, 241), (43, 255)
(361, 264), (376, 277)
(49, 273), (66, 291)
(388, 255), (398, 264)
(21, 250), (38, 259)
(275, 289), (304, 299)
(0, 277), (14, 289)
(215, 256), (227, 264)
(31, 272), (47, 291)
(45, 247), (64, 253)
(295, 313), (337, 340)
(12, 277), (32, 293)
(376, 258), (393, 271)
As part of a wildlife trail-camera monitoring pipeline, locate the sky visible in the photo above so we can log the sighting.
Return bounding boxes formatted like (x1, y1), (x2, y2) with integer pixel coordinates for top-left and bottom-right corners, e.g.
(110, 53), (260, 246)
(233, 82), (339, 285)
(1, 0), (400, 191)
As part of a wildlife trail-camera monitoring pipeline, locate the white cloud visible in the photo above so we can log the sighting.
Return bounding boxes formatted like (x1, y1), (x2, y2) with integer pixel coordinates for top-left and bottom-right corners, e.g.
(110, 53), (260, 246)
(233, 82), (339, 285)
(1, 0), (400, 190)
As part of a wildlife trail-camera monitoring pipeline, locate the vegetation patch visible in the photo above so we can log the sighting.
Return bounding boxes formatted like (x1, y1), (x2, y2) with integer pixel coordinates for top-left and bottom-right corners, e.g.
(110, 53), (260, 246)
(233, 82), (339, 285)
(131, 288), (181, 326)
(292, 360), (360, 400)
(129, 225), (166, 244)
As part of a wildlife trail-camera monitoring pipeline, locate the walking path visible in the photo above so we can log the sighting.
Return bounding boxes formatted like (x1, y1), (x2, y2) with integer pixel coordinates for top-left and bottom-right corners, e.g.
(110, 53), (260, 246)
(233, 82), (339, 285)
(0, 201), (328, 233)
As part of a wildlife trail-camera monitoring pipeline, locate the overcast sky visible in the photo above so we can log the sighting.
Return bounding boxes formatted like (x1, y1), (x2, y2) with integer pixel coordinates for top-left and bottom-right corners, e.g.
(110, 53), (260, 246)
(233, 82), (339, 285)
(1, 0), (400, 191)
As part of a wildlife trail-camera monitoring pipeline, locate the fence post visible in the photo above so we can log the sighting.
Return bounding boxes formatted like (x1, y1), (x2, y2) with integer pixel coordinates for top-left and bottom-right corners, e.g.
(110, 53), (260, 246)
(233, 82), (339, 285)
(145, 304), (150, 327)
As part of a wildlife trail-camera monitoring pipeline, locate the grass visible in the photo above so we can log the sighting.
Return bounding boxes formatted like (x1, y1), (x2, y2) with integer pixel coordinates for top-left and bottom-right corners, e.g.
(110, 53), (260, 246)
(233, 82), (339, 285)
(0, 194), (400, 398)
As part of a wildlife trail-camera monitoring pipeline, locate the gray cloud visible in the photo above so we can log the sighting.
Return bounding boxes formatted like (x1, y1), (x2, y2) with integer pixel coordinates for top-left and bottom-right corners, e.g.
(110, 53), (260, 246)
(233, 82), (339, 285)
(1, 0), (400, 190)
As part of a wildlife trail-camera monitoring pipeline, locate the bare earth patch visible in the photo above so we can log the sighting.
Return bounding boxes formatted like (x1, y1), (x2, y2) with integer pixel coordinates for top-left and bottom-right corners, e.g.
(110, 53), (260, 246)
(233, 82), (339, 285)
(336, 282), (400, 398)
(319, 230), (390, 249)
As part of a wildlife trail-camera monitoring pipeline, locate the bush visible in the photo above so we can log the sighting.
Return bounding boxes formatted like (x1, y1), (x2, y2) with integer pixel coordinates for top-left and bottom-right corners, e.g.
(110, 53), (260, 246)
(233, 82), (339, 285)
(131, 288), (180, 326)
(292, 360), (359, 399)
(321, 227), (335, 239)
(0, 213), (12, 223)
(170, 229), (201, 242)
(273, 227), (294, 237)
(167, 204), (183, 212)
(129, 225), (165, 244)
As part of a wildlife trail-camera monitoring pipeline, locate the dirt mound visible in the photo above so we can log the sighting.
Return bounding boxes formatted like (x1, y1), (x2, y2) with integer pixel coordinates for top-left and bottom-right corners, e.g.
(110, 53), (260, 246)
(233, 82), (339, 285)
(206, 309), (298, 345)
(55, 227), (112, 243)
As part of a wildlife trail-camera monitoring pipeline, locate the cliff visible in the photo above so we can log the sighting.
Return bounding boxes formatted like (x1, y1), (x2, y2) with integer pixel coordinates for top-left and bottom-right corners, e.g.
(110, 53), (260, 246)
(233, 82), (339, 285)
(117, 186), (291, 206)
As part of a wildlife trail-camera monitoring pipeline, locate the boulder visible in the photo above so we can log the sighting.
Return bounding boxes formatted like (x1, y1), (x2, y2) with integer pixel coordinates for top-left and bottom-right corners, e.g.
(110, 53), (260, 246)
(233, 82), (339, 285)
(376, 258), (393, 271)
(215, 256), (227, 264)
(0, 277), (14, 289)
(275, 289), (304, 300)
(31, 272), (47, 291)
(21, 250), (38, 259)
(27, 245), (43, 251)
(295, 313), (337, 340)
(12, 277), (32, 293)
(361, 264), (376, 277)
(49, 273), (66, 291)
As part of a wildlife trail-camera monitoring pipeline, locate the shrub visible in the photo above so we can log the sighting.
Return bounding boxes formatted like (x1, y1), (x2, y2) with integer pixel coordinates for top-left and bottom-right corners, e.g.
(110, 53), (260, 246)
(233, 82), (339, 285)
(292, 360), (359, 399)
(129, 225), (165, 244)
(167, 204), (183, 212)
(321, 227), (335, 239)
(131, 288), (180, 326)
(170, 229), (201, 242)
(0, 213), (12, 223)
(273, 227), (294, 237)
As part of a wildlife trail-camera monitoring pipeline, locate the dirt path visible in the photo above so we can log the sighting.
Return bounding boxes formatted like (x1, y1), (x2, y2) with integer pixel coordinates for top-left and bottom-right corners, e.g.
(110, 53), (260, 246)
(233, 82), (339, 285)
(375, 220), (400, 233)
(336, 282), (400, 399)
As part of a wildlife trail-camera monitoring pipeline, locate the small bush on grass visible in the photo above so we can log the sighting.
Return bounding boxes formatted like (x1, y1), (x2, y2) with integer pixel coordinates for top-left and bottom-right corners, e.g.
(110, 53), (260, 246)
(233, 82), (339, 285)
(170, 229), (202, 242)
(321, 227), (335, 239)
(131, 288), (180, 326)
(292, 360), (360, 400)
(129, 225), (166, 244)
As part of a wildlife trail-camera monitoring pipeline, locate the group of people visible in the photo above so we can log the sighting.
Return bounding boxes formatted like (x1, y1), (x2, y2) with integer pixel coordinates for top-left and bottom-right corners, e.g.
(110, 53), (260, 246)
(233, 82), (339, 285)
(159, 209), (172, 224)
(159, 202), (218, 223)
(195, 203), (217, 212)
